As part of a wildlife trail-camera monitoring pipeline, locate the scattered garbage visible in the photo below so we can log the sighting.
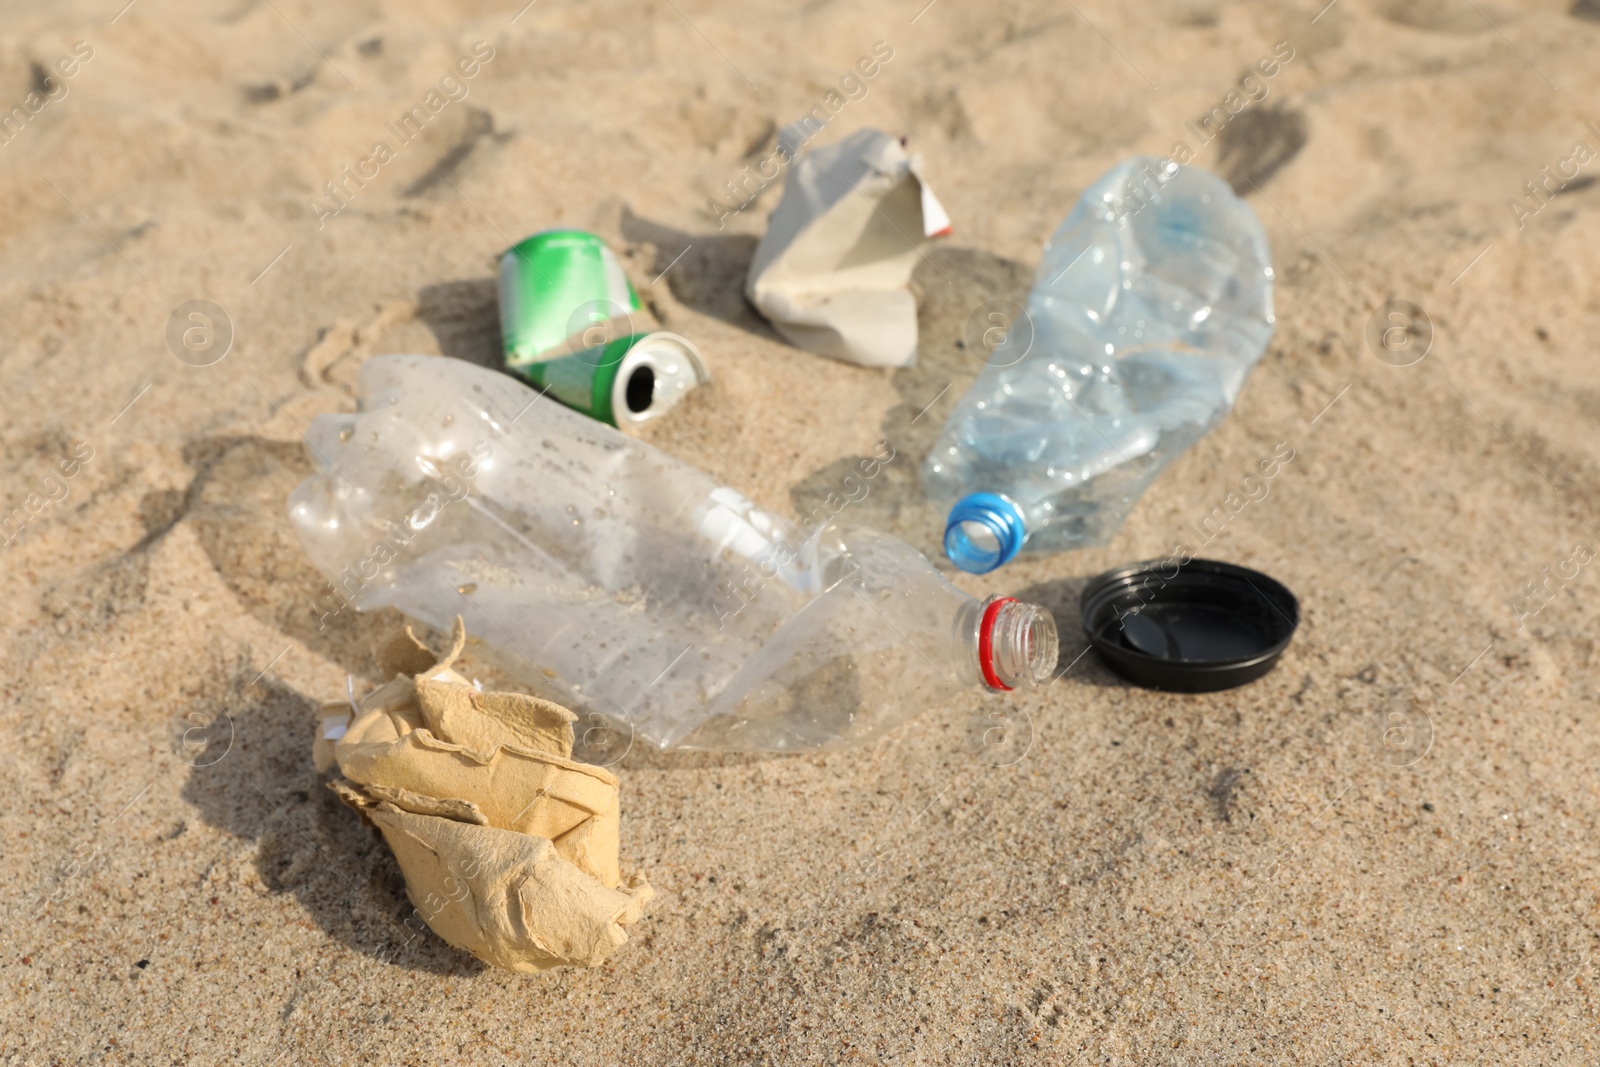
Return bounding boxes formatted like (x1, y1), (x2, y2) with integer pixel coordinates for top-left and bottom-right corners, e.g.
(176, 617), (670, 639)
(1079, 557), (1298, 691)
(745, 127), (952, 368)
(315, 617), (652, 972)
(499, 229), (709, 429)
(924, 157), (1275, 573)
(288, 354), (1056, 752)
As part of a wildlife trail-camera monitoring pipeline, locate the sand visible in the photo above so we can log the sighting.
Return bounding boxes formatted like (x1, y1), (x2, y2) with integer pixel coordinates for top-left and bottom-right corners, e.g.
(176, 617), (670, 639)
(3, 0), (1599, 1062)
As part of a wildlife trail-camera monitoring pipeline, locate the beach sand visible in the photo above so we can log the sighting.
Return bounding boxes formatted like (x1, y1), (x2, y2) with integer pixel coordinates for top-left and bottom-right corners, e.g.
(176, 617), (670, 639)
(3, 0), (1599, 1062)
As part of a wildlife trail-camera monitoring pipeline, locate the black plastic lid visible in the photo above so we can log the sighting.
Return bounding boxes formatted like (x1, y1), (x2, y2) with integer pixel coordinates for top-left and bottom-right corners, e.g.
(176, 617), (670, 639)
(1079, 558), (1299, 692)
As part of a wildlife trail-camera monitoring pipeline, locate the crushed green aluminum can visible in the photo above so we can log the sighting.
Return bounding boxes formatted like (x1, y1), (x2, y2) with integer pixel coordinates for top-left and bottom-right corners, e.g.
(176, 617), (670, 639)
(498, 230), (709, 428)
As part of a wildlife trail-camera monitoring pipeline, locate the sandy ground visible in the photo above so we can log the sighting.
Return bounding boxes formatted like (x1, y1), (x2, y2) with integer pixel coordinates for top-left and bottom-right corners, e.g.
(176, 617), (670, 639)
(3, 0), (1600, 1063)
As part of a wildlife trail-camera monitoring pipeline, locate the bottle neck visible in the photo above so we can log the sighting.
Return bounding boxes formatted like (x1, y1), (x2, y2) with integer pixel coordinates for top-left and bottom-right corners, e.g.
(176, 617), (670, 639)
(960, 595), (1059, 691)
(944, 493), (1026, 574)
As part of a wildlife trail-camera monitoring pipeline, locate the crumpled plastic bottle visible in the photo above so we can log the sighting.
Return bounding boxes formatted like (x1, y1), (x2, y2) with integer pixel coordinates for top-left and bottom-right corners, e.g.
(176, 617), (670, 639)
(288, 355), (1058, 752)
(924, 157), (1275, 573)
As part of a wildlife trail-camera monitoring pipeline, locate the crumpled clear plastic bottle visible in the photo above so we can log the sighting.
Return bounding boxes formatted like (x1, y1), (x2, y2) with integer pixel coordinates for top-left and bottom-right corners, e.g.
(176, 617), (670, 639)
(924, 157), (1275, 573)
(288, 355), (1058, 752)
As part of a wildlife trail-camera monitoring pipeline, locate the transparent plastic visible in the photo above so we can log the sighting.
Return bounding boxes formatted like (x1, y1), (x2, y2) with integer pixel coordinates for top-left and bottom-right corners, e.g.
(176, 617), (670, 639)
(288, 355), (1058, 752)
(924, 157), (1275, 571)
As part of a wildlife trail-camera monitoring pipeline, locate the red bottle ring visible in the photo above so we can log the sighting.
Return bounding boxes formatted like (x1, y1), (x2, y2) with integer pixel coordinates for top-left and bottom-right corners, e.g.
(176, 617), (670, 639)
(978, 596), (1018, 691)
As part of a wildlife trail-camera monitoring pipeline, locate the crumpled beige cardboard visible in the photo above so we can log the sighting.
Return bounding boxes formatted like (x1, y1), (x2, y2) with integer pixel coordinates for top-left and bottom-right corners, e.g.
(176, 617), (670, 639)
(318, 617), (652, 972)
(745, 126), (952, 368)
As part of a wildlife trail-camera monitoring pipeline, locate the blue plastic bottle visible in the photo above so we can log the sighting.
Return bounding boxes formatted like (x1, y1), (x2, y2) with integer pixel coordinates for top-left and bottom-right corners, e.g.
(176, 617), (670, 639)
(924, 157), (1276, 573)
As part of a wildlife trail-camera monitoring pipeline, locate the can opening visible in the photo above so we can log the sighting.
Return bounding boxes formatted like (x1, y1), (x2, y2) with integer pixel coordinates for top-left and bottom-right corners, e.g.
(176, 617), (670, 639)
(607, 333), (708, 428)
(624, 365), (655, 414)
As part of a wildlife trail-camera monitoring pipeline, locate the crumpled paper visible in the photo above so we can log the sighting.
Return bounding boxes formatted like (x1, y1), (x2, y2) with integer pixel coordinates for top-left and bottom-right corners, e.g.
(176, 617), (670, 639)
(316, 618), (652, 972)
(745, 126), (952, 368)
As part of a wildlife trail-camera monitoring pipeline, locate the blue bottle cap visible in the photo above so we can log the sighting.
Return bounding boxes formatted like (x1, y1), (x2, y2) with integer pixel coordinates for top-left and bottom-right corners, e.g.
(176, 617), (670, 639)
(944, 493), (1026, 574)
